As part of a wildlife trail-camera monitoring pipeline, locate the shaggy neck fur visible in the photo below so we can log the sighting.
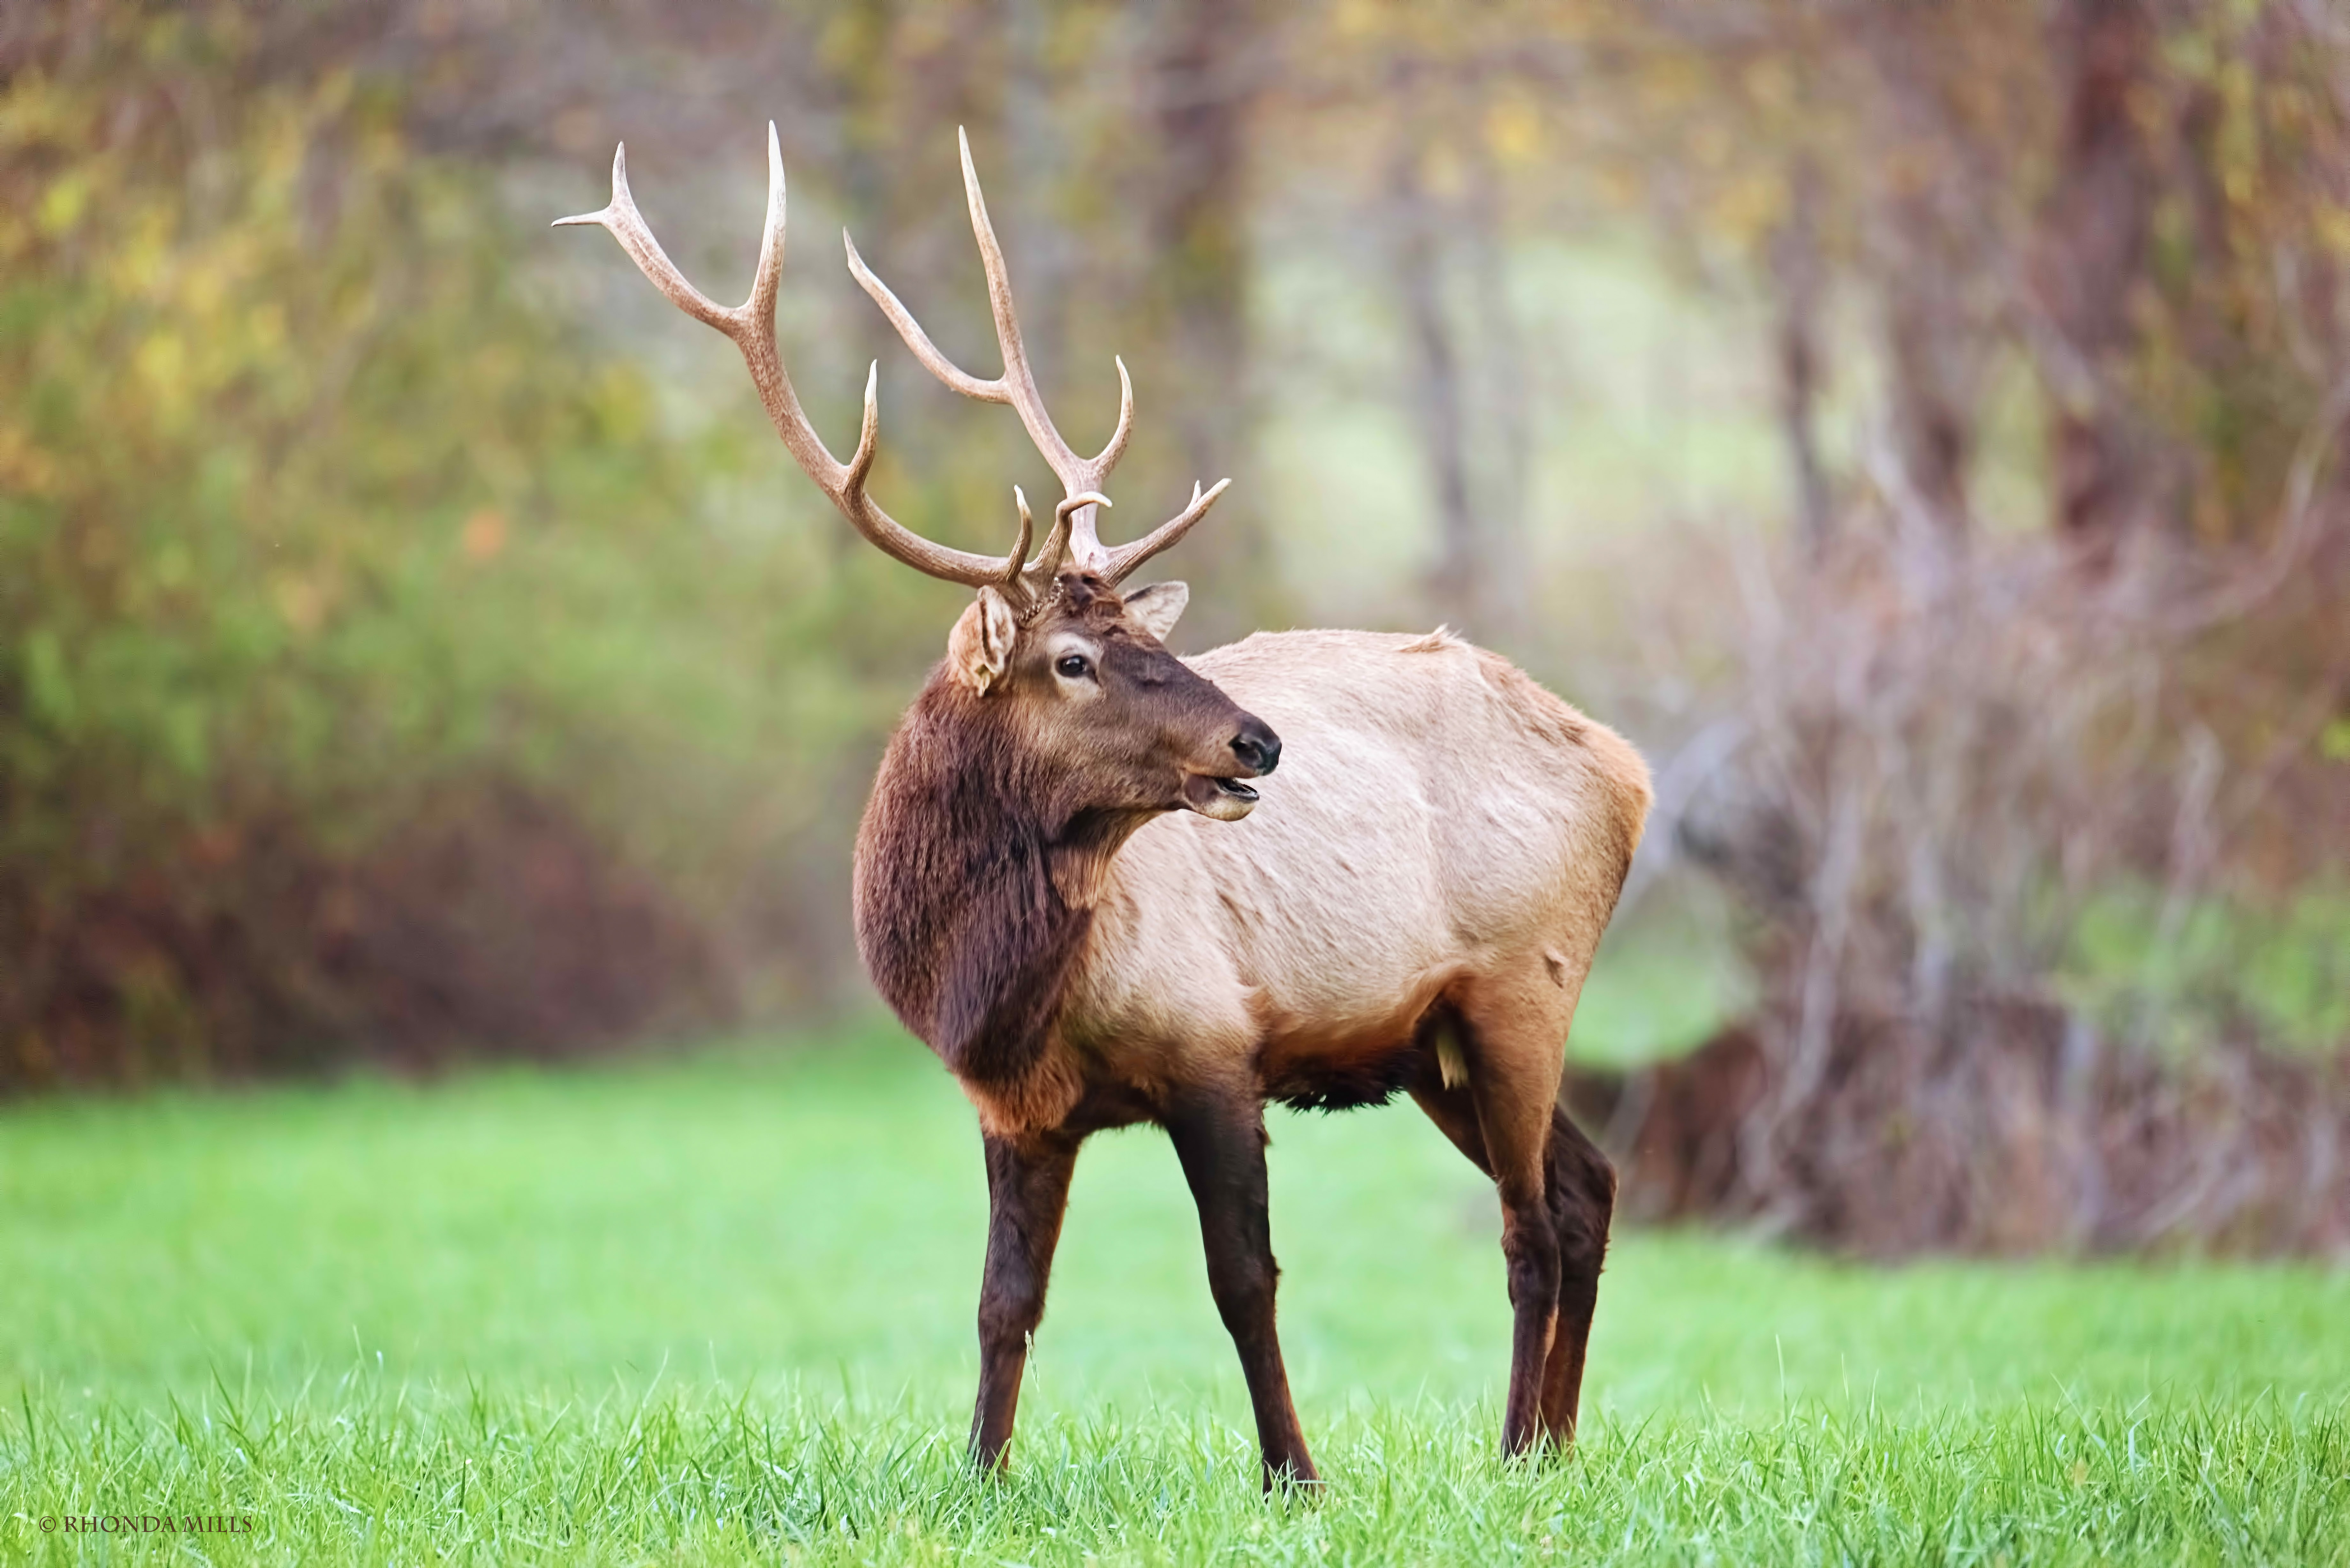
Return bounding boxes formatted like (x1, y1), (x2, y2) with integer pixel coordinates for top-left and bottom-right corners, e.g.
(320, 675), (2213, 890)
(853, 673), (1150, 1087)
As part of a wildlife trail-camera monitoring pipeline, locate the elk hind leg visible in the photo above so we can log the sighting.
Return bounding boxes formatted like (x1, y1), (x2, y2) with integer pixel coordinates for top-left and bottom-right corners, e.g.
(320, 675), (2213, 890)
(1537, 1103), (1615, 1446)
(1445, 984), (1573, 1459)
(1413, 1069), (1613, 1454)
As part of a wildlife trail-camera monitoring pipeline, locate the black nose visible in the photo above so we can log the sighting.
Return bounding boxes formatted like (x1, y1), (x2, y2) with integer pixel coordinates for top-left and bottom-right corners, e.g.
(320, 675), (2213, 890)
(1230, 718), (1281, 776)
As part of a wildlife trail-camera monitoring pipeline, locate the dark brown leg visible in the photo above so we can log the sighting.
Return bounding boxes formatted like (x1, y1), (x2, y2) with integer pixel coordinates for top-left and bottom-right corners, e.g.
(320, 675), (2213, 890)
(1486, 1152), (1560, 1456)
(1413, 1014), (1606, 1458)
(1536, 1105), (1615, 1445)
(1431, 1006), (1562, 1459)
(970, 1131), (1079, 1471)
(1163, 1092), (1320, 1489)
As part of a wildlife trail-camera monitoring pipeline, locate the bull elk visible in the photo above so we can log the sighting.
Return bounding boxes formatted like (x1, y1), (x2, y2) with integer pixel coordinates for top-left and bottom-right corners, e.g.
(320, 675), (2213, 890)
(558, 125), (1652, 1487)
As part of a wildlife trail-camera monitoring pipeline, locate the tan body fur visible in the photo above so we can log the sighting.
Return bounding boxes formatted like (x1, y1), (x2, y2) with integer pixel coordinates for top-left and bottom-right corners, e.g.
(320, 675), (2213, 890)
(967, 627), (1652, 1142)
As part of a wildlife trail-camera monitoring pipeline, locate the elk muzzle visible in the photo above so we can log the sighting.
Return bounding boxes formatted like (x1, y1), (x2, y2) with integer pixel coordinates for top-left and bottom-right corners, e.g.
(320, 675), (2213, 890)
(1182, 714), (1282, 822)
(1230, 720), (1281, 777)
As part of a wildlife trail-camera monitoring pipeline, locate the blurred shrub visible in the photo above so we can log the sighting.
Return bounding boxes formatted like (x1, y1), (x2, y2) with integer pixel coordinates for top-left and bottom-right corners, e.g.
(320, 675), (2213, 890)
(15, 779), (722, 1086)
(0, 7), (884, 1088)
(0, 0), (1313, 1091)
(2061, 884), (2350, 1062)
(1605, 520), (2350, 1256)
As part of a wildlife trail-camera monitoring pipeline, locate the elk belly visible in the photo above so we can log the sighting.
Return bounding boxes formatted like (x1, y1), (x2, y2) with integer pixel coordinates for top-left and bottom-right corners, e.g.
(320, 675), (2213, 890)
(1247, 962), (1469, 1113)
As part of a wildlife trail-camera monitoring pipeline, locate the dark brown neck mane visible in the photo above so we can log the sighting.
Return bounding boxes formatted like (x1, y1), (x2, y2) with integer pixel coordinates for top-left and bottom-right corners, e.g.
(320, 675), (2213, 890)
(853, 673), (1144, 1086)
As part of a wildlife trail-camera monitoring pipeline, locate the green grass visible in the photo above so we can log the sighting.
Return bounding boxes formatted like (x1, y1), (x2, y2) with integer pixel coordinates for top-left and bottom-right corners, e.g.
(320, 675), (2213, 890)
(3, 1026), (2346, 1564)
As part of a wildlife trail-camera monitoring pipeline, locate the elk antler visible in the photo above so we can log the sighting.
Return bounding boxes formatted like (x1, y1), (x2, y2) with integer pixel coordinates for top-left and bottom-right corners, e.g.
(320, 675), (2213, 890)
(555, 125), (1052, 603)
(844, 128), (1231, 585)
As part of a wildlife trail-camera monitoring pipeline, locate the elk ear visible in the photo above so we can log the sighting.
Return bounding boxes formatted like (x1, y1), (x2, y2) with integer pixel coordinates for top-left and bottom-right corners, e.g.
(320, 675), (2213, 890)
(1122, 580), (1189, 643)
(947, 585), (1021, 694)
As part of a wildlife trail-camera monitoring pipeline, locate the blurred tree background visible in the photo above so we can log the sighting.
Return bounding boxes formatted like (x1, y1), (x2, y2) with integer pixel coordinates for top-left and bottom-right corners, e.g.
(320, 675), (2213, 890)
(3, 0), (2345, 1251)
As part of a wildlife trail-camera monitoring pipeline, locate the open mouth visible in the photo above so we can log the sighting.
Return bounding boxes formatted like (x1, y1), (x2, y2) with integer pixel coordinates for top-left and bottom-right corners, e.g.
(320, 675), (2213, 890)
(1181, 772), (1261, 820)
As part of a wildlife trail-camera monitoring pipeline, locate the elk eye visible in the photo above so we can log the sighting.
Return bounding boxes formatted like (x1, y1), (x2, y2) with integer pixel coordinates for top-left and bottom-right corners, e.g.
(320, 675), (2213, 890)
(1055, 653), (1093, 680)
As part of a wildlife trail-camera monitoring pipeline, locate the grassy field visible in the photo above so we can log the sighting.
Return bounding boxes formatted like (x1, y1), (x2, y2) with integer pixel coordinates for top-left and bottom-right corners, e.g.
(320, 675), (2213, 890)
(2, 1025), (2345, 1565)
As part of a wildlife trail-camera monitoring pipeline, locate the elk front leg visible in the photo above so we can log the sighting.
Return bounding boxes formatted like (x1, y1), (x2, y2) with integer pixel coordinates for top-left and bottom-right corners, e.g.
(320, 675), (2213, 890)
(971, 1131), (1079, 1470)
(1163, 1092), (1319, 1489)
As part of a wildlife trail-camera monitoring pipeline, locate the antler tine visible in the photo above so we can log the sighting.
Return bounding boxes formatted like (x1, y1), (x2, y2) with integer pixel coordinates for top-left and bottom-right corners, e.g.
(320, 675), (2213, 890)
(1025, 491), (1085, 581)
(554, 143), (733, 331)
(557, 125), (1026, 595)
(1097, 356), (1135, 474)
(994, 491), (1106, 617)
(1002, 486), (1035, 586)
(845, 129), (1141, 574)
(1103, 478), (1233, 586)
(955, 126), (1080, 488)
(844, 229), (1003, 404)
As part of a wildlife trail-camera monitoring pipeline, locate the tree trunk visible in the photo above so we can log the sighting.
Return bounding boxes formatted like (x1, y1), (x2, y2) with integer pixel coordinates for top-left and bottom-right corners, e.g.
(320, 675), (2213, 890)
(2035, 0), (2157, 553)
(1140, 0), (1265, 636)
(1771, 154), (1835, 554)
(1855, 14), (1985, 546)
(1387, 135), (1482, 630)
(1880, 222), (1977, 541)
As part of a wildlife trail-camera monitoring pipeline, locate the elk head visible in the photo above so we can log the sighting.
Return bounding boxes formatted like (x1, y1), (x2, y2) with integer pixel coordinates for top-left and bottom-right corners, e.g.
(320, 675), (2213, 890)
(951, 568), (1279, 824)
(556, 124), (1276, 823)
